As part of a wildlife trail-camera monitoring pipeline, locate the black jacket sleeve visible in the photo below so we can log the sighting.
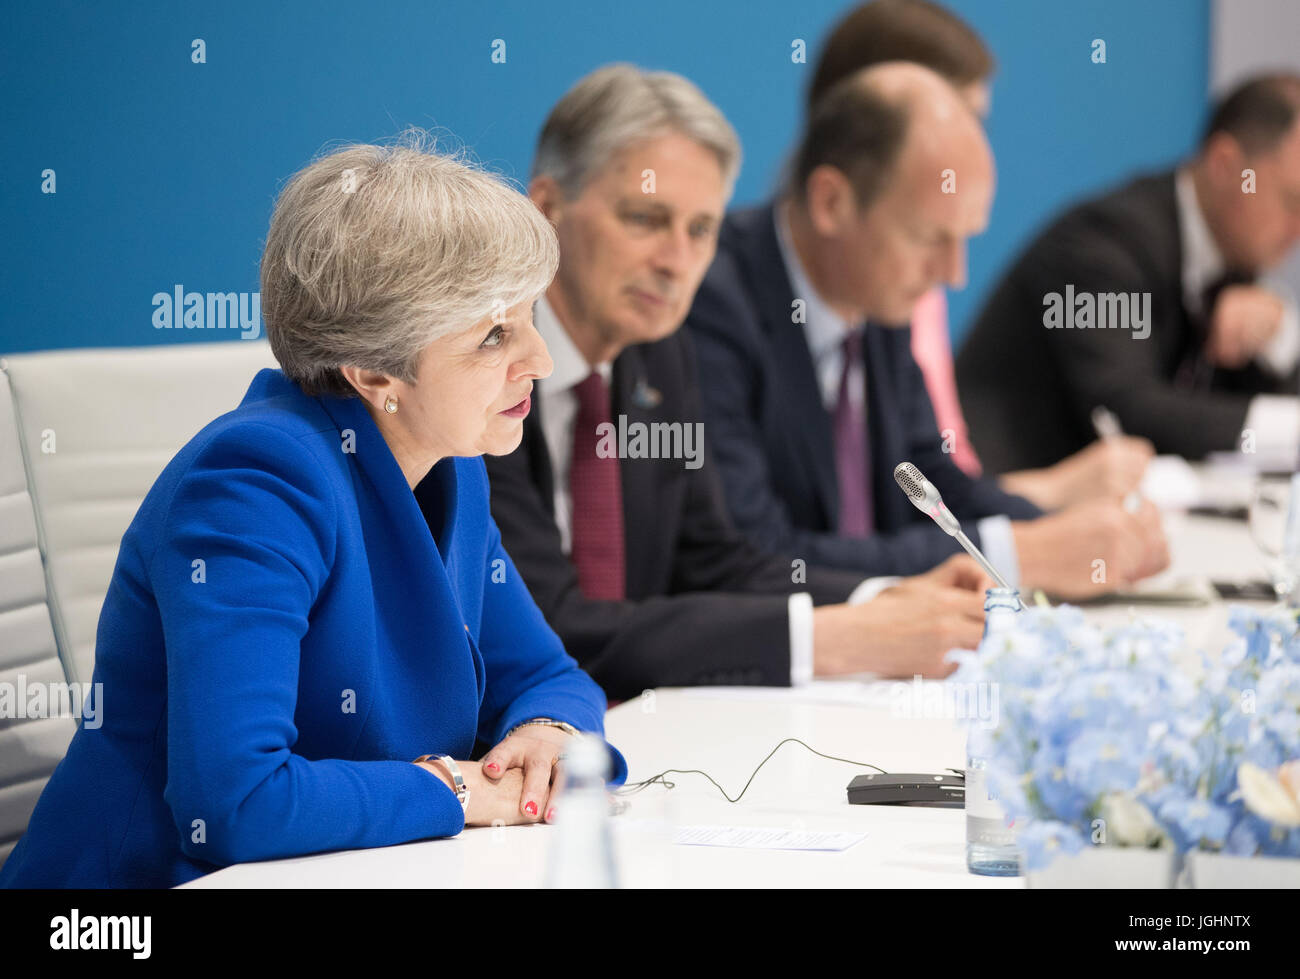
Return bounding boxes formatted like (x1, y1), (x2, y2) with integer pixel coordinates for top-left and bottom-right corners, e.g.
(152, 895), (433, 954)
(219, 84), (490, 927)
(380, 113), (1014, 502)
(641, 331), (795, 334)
(483, 437), (858, 702)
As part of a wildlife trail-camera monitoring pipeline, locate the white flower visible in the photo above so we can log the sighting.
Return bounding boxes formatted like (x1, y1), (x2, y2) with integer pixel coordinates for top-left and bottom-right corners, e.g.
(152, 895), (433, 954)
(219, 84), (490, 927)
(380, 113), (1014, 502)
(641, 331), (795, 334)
(1099, 792), (1164, 847)
(1237, 762), (1300, 827)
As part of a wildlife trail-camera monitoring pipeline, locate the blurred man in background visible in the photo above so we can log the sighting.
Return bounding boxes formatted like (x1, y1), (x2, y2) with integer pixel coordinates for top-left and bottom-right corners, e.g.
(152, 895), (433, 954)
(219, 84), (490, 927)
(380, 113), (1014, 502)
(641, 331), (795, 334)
(685, 62), (1169, 598)
(958, 73), (1300, 473)
(811, 0), (1153, 511)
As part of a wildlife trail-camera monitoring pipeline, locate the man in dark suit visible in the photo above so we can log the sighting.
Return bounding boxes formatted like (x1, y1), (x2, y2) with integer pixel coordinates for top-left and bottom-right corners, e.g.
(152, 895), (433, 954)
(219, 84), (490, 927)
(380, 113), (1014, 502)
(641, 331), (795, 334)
(471, 65), (993, 702)
(957, 73), (1300, 473)
(805, 0), (1156, 514)
(686, 62), (1169, 599)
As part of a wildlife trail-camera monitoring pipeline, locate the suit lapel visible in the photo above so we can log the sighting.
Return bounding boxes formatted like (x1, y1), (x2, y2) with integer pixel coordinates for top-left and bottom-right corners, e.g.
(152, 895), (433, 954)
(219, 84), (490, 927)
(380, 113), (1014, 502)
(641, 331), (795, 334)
(735, 204), (839, 529)
(1158, 171), (1212, 389)
(861, 323), (905, 529)
(519, 379), (556, 513)
(325, 394), (483, 732)
(611, 345), (658, 597)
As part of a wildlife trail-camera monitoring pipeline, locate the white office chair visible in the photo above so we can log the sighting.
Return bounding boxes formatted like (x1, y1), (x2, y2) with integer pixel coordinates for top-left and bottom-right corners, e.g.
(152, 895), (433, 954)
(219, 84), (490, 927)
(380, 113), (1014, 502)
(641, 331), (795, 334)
(0, 340), (278, 867)
(0, 368), (74, 868)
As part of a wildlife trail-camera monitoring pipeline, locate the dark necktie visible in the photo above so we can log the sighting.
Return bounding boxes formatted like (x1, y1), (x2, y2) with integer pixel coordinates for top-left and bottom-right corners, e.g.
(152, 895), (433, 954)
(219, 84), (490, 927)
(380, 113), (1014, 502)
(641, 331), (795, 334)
(833, 329), (873, 537)
(1178, 270), (1254, 390)
(1202, 269), (1254, 323)
(569, 372), (626, 599)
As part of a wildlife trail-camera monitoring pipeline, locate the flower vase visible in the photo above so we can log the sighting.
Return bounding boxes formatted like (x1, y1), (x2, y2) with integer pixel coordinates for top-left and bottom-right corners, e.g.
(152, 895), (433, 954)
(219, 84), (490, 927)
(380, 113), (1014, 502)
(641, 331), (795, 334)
(1025, 846), (1179, 888)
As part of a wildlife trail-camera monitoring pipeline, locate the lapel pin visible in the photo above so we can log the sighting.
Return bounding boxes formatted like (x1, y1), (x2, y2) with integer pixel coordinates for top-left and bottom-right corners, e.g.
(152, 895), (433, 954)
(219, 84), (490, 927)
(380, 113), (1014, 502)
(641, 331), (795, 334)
(632, 378), (662, 410)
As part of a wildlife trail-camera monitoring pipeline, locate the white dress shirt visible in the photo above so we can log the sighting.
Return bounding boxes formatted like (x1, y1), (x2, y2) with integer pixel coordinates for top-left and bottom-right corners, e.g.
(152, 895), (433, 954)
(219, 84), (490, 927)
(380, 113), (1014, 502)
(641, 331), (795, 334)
(772, 205), (1022, 589)
(533, 295), (882, 688)
(1175, 167), (1300, 467)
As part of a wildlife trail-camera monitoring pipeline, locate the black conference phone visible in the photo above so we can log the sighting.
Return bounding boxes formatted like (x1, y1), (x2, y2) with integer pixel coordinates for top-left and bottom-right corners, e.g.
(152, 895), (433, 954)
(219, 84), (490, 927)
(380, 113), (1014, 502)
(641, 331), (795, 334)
(847, 771), (965, 808)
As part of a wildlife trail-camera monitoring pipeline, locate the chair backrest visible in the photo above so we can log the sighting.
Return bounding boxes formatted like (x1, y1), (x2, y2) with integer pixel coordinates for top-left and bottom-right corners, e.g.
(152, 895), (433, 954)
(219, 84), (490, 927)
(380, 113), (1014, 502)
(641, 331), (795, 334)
(0, 368), (75, 868)
(0, 340), (280, 869)
(1, 341), (279, 688)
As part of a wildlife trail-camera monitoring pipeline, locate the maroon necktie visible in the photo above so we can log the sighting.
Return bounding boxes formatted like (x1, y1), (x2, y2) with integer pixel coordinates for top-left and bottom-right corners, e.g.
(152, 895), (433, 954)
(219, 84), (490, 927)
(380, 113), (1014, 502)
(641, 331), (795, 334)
(834, 329), (873, 537)
(569, 372), (626, 599)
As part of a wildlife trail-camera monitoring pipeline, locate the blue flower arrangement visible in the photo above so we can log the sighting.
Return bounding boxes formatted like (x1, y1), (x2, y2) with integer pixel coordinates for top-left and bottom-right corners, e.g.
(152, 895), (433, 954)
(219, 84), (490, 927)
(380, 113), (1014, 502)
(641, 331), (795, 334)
(948, 604), (1300, 871)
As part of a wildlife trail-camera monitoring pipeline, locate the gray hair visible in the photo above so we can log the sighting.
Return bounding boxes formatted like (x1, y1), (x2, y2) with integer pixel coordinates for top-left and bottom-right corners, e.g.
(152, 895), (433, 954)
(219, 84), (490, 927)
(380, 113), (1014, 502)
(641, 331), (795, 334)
(261, 133), (559, 398)
(531, 63), (742, 200)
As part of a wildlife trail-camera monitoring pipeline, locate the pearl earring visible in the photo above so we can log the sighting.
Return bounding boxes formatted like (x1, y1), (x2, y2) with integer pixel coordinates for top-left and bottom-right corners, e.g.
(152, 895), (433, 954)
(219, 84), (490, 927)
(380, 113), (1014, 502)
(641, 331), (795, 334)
(384, 396), (398, 414)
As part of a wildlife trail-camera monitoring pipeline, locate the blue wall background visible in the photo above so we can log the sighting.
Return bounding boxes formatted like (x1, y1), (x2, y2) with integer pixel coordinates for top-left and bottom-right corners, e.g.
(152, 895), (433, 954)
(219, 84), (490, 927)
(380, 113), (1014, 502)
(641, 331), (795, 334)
(1, 0), (1208, 355)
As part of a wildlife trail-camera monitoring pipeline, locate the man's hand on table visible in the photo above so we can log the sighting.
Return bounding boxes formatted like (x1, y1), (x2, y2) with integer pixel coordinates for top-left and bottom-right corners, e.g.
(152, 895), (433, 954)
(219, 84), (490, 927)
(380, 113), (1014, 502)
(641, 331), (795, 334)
(812, 555), (990, 679)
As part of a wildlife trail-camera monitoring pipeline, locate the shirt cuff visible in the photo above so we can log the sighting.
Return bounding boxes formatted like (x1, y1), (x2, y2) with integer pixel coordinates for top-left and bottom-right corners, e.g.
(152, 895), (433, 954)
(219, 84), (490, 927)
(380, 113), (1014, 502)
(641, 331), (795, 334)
(975, 514), (1020, 589)
(788, 592), (814, 687)
(1257, 288), (1300, 376)
(848, 576), (902, 605)
(1243, 395), (1300, 470)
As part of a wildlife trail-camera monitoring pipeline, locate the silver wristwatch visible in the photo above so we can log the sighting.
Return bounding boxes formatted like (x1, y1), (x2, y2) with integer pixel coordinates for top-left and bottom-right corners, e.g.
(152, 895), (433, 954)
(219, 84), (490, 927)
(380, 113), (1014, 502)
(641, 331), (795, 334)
(506, 717), (581, 739)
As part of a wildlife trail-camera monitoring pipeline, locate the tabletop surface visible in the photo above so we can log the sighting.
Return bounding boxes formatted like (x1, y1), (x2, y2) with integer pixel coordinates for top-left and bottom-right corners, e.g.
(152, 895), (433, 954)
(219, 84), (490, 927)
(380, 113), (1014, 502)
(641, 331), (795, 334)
(182, 463), (1276, 888)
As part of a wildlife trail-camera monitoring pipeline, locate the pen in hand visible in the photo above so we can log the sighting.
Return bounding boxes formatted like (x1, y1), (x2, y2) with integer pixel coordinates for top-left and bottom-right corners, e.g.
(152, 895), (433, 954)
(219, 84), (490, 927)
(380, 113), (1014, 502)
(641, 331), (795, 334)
(1091, 405), (1143, 513)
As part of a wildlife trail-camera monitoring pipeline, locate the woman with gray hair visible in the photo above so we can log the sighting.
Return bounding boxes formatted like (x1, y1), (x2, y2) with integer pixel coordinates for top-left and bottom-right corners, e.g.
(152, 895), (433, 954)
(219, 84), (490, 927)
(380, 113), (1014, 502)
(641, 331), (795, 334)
(0, 136), (625, 889)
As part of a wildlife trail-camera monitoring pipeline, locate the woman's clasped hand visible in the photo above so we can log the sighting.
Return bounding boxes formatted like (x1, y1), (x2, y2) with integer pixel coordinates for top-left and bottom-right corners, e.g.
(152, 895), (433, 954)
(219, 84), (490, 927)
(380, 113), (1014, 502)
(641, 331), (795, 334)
(417, 722), (574, 826)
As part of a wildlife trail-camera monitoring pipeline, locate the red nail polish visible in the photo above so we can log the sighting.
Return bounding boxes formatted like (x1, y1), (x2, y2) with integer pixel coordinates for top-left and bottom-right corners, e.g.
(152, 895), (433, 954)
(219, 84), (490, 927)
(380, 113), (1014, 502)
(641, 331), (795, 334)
(524, 801), (538, 817)
(546, 807), (555, 822)
(486, 762), (499, 772)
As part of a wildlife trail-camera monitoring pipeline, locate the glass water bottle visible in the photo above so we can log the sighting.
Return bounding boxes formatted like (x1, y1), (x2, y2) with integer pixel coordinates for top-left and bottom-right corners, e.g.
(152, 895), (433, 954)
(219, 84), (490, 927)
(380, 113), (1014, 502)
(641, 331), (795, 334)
(544, 733), (618, 888)
(966, 587), (1022, 876)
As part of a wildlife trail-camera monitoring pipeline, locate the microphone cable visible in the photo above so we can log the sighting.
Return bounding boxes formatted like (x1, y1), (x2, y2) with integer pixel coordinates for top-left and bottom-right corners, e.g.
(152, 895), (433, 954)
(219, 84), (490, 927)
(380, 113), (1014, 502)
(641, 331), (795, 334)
(611, 737), (890, 804)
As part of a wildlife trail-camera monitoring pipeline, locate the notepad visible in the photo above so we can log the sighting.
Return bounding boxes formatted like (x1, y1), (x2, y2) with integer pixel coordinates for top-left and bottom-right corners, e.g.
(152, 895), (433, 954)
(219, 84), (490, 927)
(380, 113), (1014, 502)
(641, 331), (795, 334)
(672, 825), (865, 851)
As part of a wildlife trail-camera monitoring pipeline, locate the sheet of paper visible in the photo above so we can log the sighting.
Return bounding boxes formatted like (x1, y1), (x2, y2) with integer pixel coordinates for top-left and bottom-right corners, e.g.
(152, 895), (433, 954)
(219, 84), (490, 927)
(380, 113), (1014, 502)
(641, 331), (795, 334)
(1077, 574), (1218, 606)
(1140, 455), (1203, 509)
(673, 824), (865, 851)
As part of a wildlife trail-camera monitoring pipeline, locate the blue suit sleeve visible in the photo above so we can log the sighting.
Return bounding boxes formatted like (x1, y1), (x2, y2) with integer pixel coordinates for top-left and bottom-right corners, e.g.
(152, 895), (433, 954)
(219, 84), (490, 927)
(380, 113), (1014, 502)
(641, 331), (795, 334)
(473, 511), (628, 785)
(151, 423), (466, 867)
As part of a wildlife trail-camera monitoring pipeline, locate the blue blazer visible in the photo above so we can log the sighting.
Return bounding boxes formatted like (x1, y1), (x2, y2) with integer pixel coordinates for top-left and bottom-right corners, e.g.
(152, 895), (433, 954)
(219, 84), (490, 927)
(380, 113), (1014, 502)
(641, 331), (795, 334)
(0, 369), (625, 888)
(683, 203), (1042, 578)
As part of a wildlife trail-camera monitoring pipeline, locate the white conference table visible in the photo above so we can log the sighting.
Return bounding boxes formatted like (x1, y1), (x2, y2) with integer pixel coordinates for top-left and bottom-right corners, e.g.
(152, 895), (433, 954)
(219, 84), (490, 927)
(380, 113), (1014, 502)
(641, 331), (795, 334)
(183, 465), (1275, 888)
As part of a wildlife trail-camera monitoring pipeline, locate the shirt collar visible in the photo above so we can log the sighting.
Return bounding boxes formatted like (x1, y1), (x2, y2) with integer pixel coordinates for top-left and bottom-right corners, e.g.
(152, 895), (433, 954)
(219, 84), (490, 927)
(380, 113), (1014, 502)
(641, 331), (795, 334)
(534, 293), (612, 393)
(1175, 166), (1226, 313)
(773, 202), (860, 362)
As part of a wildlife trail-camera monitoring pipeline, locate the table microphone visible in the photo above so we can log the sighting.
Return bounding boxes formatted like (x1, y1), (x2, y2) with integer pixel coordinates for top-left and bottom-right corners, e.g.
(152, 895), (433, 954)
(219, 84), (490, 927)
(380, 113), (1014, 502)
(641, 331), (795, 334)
(892, 461), (1013, 590)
